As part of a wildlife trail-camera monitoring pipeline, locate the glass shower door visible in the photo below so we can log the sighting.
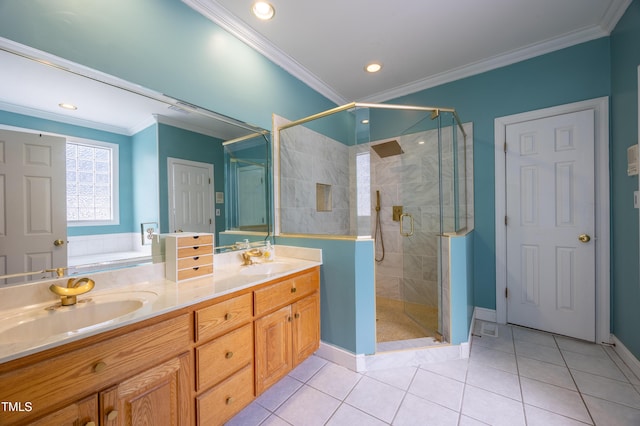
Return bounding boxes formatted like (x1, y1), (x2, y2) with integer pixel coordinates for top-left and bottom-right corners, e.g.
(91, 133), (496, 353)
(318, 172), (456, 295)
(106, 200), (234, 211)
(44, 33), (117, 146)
(399, 125), (443, 340)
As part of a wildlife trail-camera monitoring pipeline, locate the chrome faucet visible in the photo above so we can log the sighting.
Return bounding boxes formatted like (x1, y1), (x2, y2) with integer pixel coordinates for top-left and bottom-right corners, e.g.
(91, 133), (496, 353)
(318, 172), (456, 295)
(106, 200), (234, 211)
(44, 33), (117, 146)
(49, 277), (95, 306)
(241, 248), (263, 266)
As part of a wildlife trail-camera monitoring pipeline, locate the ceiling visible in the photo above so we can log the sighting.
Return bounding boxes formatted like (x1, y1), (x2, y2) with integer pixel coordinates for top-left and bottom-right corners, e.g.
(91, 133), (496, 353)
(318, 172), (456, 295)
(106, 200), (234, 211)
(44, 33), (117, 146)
(184, 0), (631, 104)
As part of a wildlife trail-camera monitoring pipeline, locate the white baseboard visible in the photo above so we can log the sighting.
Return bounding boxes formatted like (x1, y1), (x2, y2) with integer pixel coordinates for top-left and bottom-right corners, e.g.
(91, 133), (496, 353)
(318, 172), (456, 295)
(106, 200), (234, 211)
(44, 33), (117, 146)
(316, 342), (366, 372)
(474, 307), (497, 323)
(611, 334), (640, 382)
(317, 339), (469, 373)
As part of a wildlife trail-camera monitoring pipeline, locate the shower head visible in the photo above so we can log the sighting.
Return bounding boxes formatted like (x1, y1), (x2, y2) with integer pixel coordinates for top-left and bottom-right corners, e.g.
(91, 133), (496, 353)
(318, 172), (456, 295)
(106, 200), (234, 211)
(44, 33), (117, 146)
(371, 140), (403, 158)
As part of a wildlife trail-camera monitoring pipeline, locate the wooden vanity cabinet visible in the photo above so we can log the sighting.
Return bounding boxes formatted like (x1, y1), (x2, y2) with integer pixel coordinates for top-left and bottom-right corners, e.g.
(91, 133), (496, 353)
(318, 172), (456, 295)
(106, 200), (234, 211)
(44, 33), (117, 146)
(254, 268), (320, 395)
(0, 314), (191, 426)
(0, 265), (320, 426)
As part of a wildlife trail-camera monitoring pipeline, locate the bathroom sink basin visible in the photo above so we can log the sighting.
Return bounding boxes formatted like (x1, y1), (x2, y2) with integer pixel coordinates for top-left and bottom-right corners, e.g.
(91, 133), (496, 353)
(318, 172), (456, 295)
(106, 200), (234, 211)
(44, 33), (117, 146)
(239, 262), (293, 276)
(0, 291), (158, 344)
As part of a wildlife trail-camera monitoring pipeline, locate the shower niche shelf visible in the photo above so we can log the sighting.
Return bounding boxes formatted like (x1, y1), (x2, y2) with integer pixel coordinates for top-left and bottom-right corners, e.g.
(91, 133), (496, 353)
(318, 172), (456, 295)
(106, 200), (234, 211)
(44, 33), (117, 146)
(316, 183), (332, 212)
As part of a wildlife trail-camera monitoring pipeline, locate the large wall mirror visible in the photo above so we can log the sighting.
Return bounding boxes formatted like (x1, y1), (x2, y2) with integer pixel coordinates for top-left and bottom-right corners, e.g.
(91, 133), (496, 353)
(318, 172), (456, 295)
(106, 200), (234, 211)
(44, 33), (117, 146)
(0, 39), (269, 285)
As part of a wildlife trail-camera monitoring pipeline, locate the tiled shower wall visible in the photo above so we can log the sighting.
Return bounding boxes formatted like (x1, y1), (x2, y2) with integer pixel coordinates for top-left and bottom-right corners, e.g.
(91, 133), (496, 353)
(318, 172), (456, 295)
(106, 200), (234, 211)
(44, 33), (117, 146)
(279, 125), (350, 235)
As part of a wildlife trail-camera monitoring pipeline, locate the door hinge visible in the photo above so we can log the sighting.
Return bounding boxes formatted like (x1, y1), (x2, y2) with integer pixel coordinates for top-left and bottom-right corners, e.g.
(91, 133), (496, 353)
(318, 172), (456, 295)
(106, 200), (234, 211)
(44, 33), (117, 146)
(504, 141), (507, 153)
(504, 215), (508, 226)
(208, 178), (211, 184)
(209, 218), (212, 224)
(505, 287), (509, 298)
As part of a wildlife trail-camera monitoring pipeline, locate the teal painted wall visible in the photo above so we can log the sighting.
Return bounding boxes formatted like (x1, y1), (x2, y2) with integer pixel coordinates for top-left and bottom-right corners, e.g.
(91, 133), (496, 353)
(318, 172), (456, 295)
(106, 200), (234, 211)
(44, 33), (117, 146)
(132, 124), (159, 234)
(449, 233), (475, 345)
(610, 0), (640, 359)
(389, 38), (611, 310)
(0, 109), (134, 236)
(157, 123), (225, 240)
(276, 237), (377, 355)
(0, 0), (336, 130)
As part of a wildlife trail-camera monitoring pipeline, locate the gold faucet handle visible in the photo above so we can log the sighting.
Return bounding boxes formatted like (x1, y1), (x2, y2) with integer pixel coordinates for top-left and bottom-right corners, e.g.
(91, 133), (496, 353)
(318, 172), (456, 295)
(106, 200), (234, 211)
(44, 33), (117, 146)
(50, 278), (95, 296)
(45, 267), (67, 277)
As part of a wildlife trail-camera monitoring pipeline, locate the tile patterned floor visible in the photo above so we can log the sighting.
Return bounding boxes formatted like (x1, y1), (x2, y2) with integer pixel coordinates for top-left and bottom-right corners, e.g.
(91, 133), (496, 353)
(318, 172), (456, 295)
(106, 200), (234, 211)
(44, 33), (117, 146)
(227, 321), (640, 425)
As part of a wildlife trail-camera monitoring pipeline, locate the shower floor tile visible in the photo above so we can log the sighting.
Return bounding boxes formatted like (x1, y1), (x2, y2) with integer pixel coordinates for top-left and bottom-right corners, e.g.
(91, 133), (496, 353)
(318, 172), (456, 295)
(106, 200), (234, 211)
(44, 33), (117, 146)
(375, 296), (438, 344)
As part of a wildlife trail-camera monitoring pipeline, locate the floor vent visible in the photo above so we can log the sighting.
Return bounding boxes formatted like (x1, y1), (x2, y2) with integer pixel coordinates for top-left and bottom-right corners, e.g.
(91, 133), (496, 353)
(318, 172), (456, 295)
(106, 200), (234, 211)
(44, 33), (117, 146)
(480, 322), (498, 338)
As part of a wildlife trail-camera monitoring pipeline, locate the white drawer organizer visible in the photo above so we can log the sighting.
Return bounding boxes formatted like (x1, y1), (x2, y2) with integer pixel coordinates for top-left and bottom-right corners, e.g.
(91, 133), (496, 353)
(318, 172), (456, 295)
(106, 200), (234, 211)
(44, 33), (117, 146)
(165, 233), (214, 282)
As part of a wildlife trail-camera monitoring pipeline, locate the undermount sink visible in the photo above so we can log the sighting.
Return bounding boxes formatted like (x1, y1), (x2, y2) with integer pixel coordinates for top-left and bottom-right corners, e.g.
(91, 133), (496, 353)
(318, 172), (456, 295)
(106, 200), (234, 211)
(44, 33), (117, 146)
(0, 291), (158, 344)
(239, 262), (293, 276)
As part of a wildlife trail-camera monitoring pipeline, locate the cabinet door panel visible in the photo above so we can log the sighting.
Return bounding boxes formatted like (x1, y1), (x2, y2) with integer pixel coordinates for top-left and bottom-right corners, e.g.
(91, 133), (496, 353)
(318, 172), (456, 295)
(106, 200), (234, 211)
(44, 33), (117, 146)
(254, 305), (292, 395)
(29, 394), (97, 426)
(101, 353), (191, 426)
(293, 292), (320, 366)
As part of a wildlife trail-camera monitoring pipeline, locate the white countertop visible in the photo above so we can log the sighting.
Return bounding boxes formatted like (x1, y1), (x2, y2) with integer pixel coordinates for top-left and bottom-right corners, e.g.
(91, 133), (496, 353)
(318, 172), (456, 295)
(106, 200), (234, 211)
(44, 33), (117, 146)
(0, 245), (322, 364)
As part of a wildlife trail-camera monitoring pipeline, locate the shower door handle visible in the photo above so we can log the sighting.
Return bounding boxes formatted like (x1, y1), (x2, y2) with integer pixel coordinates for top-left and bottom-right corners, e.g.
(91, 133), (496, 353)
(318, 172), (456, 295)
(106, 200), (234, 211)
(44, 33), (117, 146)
(400, 213), (414, 237)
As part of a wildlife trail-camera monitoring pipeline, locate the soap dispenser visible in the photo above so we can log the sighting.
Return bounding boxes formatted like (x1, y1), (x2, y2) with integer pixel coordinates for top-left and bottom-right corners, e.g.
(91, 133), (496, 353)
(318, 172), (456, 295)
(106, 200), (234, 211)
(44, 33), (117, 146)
(263, 241), (274, 262)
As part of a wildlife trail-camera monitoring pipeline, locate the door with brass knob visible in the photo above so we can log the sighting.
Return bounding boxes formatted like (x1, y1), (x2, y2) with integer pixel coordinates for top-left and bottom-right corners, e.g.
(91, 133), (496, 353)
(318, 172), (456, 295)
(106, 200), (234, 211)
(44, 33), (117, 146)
(53, 239), (65, 246)
(1, 130), (67, 284)
(578, 234), (591, 243)
(504, 108), (596, 342)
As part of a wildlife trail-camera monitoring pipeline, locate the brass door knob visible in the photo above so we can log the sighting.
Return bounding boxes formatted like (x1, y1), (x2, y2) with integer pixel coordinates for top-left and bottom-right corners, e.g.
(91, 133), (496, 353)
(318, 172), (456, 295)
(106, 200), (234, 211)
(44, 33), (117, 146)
(578, 234), (591, 243)
(53, 239), (65, 246)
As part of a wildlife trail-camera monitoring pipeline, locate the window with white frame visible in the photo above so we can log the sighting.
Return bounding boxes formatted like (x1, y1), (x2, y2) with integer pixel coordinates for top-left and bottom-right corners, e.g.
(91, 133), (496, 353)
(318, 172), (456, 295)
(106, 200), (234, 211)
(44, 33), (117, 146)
(66, 138), (119, 226)
(356, 151), (371, 217)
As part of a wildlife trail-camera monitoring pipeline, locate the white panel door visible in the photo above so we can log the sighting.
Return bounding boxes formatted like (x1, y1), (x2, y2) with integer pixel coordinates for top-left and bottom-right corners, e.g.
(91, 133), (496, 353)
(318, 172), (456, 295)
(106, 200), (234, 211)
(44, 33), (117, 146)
(0, 129), (67, 284)
(168, 158), (213, 234)
(506, 109), (595, 341)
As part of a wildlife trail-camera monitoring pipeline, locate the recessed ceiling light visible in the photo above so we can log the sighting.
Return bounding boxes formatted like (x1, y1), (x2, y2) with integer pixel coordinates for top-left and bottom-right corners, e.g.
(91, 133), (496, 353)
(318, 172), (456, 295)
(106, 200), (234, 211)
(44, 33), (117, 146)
(418, 141), (425, 145)
(58, 103), (77, 110)
(365, 62), (382, 73)
(361, 119), (369, 124)
(252, 2), (275, 20)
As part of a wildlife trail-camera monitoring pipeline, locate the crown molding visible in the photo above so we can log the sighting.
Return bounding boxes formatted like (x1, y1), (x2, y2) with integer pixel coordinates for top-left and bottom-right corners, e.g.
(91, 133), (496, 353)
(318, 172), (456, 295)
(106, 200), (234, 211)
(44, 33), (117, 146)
(360, 25), (611, 103)
(600, 0), (632, 33)
(182, 0), (347, 105)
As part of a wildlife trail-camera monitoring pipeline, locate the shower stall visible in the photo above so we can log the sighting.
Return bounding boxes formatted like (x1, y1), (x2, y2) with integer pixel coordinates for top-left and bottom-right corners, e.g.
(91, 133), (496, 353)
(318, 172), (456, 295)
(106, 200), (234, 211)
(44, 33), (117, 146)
(276, 103), (471, 350)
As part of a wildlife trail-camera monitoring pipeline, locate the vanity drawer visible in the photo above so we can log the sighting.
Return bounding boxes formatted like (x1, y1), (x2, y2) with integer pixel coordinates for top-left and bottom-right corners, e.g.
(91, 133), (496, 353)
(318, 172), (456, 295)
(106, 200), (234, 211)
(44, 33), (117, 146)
(0, 314), (191, 425)
(196, 293), (253, 342)
(197, 363), (254, 426)
(177, 244), (213, 259)
(178, 254), (213, 269)
(177, 264), (214, 281)
(196, 323), (253, 391)
(254, 269), (319, 316)
(177, 233), (213, 247)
